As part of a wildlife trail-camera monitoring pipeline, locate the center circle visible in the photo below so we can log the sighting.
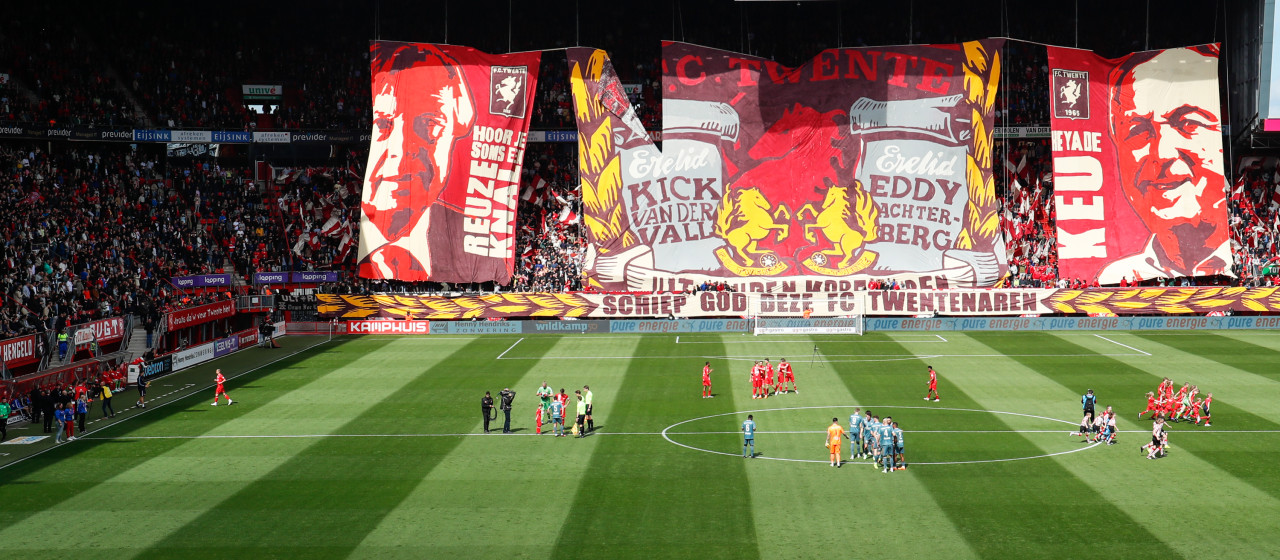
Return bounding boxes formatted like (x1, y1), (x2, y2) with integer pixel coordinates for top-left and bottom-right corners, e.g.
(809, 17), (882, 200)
(661, 405), (1099, 466)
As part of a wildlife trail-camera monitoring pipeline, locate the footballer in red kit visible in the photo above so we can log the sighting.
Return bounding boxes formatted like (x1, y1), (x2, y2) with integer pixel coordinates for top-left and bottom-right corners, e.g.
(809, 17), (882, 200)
(212, 368), (233, 406)
(747, 363), (757, 398)
(1139, 392), (1158, 418)
(764, 361), (775, 397)
(702, 362), (713, 398)
(778, 358), (796, 393)
(924, 366), (940, 402)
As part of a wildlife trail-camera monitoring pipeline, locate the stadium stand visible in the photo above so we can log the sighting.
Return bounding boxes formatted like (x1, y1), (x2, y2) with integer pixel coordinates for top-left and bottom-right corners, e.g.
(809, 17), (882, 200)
(0, 1), (1267, 321)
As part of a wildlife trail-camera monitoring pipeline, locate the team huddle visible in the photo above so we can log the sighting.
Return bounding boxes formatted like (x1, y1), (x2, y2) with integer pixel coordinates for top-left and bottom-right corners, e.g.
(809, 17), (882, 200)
(1140, 378), (1212, 426)
(843, 408), (906, 472)
(700, 359), (797, 399)
(749, 359), (797, 398)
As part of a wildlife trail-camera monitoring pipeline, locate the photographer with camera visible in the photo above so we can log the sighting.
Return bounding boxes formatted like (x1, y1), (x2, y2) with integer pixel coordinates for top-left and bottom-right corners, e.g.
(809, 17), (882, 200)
(481, 391), (496, 433)
(260, 318), (280, 349)
(498, 388), (516, 433)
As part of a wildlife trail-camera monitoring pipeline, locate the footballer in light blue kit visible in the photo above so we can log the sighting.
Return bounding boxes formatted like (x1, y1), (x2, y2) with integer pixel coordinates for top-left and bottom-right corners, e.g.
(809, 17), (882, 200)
(550, 398), (566, 437)
(742, 414), (757, 458)
(880, 417), (896, 473)
(892, 421), (905, 470)
(849, 408), (863, 460)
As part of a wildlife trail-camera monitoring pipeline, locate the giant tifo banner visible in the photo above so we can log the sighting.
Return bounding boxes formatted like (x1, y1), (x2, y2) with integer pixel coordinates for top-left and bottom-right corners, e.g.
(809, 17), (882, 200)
(317, 286), (1280, 319)
(357, 42), (541, 283)
(568, 41), (1006, 292)
(1048, 44), (1232, 285)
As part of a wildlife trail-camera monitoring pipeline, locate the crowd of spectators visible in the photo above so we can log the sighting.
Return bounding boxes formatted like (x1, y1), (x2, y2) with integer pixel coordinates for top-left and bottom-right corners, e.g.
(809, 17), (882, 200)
(996, 140), (1061, 288)
(1229, 159), (1280, 286)
(0, 143), (244, 341)
(1, 24), (140, 128)
(510, 144), (586, 292)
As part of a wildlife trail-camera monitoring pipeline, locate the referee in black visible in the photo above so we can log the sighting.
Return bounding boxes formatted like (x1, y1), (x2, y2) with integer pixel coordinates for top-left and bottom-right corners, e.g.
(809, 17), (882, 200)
(1082, 389), (1097, 424)
(481, 391), (495, 433)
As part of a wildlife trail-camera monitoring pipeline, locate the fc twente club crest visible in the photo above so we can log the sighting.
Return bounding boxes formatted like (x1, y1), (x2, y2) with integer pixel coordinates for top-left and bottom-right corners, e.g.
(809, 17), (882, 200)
(1052, 69), (1089, 120)
(490, 66), (529, 118)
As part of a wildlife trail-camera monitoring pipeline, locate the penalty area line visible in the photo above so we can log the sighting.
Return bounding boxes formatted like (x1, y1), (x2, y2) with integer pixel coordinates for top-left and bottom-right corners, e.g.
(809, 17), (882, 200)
(495, 337), (525, 360)
(1094, 334), (1152, 356)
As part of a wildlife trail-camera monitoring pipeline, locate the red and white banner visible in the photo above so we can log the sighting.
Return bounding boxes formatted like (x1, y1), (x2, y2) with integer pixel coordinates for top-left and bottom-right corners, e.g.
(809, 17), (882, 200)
(1049, 45), (1231, 284)
(73, 317), (127, 346)
(0, 334), (39, 369)
(167, 300), (237, 330)
(569, 41), (1006, 292)
(357, 42), (541, 284)
(345, 320), (431, 334)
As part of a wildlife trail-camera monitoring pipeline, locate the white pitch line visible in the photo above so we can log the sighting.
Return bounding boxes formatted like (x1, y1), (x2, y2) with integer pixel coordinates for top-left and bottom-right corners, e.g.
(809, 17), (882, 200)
(498, 352), (1146, 361)
(1094, 334), (1152, 356)
(677, 338), (949, 344)
(77, 428), (1280, 442)
(0, 338), (334, 472)
(495, 337), (524, 360)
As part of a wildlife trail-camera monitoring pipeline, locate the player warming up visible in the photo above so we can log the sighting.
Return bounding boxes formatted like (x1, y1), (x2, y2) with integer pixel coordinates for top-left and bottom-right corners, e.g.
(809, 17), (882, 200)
(211, 369), (233, 406)
(826, 417), (848, 467)
(702, 362), (713, 398)
(924, 366), (940, 402)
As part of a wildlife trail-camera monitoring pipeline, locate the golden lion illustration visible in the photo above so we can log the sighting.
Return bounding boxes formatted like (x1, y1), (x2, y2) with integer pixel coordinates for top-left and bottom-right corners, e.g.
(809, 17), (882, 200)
(714, 187), (791, 268)
(795, 183), (880, 270)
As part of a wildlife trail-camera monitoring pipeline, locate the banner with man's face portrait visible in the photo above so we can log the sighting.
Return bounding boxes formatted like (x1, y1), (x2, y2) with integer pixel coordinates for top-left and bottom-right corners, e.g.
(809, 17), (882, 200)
(1048, 45), (1231, 285)
(570, 41), (1006, 293)
(358, 42), (540, 283)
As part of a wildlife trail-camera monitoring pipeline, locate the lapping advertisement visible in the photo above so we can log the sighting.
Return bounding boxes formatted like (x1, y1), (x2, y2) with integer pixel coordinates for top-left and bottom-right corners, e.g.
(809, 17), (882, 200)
(569, 41), (1006, 292)
(1048, 45), (1232, 284)
(253, 271), (340, 284)
(357, 42), (541, 284)
(319, 286), (1280, 319)
(172, 274), (232, 289)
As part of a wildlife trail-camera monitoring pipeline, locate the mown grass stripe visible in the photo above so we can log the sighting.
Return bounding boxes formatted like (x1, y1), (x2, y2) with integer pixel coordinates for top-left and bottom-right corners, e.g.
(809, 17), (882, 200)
(971, 332), (1280, 505)
(724, 334), (981, 559)
(1067, 332), (1280, 426)
(132, 336), (545, 560)
(346, 335), (641, 559)
(835, 333), (1183, 560)
(956, 332), (1280, 558)
(552, 335), (759, 560)
(1132, 331), (1280, 384)
(0, 336), (378, 552)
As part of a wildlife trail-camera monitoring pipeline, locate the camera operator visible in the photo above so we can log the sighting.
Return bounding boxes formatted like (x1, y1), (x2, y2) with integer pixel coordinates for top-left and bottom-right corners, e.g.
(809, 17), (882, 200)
(260, 319), (279, 348)
(498, 387), (516, 433)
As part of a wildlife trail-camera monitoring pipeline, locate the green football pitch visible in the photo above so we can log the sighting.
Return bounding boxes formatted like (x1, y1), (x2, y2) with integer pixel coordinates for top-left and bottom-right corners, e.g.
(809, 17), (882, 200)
(3, 330), (1279, 558)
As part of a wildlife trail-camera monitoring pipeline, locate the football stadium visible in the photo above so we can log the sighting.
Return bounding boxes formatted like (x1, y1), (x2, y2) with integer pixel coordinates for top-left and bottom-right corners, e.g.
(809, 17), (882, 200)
(2, 1), (1280, 557)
